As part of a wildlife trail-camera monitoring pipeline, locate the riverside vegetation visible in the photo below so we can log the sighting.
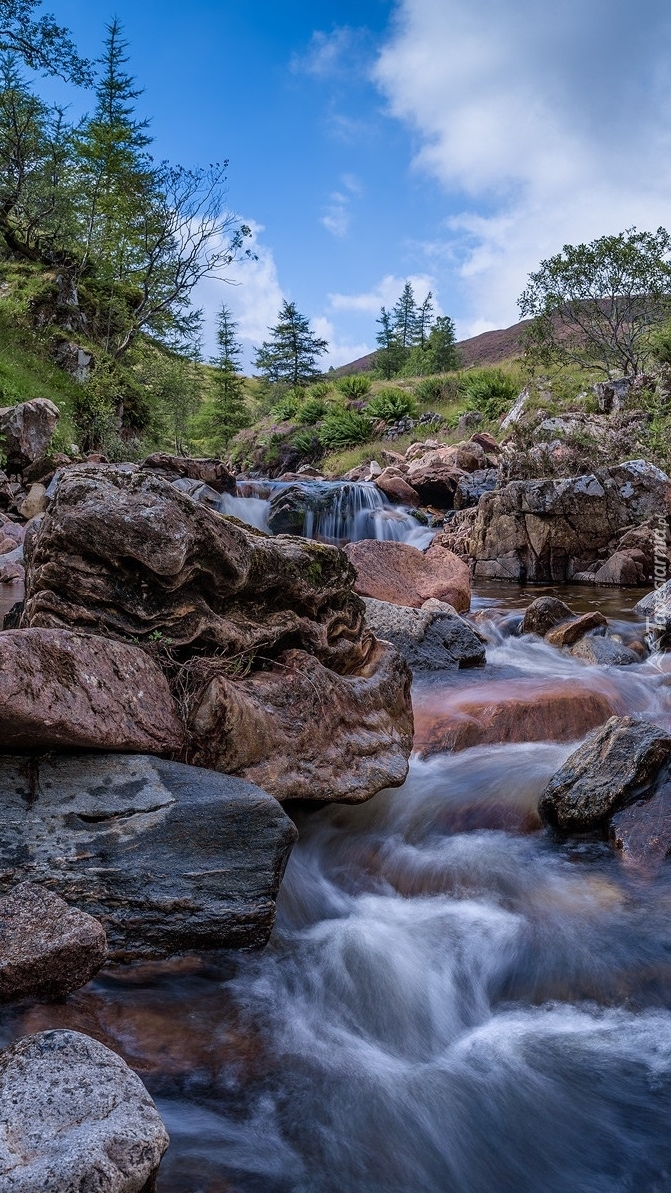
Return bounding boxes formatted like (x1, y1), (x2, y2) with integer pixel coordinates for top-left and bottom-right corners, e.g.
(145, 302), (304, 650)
(2, 6), (671, 1191)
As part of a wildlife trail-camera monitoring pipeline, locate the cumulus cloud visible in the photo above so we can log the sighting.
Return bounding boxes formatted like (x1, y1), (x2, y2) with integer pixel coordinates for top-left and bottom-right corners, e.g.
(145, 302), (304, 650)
(374, 0), (671, 331)
(312, 316), (371, 369)
(328, 272), (439, 315)
(197, 220), (285, 366)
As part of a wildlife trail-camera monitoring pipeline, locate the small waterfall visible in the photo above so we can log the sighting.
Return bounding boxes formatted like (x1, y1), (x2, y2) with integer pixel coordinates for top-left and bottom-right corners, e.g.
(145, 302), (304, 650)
(220, 480), (435, 549)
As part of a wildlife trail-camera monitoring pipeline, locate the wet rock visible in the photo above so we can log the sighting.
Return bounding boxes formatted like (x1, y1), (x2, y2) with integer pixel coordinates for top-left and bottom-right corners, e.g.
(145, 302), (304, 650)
(545, 611), (608, 648)
(0, 628), (182, 754)
(186, 641), (413, 803)
(17, 482), (48, 521)
(454, 467), (498, 510)
(538, 716), (671, 830)
(635, 580), (671, 631)
(363, 596), (485, 671)
(0, 884), (106, 1003)
(520, 596), (575, 636)
(0, 1029), (169, 1191)
(0, 754), (297, 959)
(569, 635), (640, 666)
(468, 461), (671, 584)
(375, 467), (420, 507)
(344, 538), (471, 612)
(414, 679), (618, 756)
(22, 466), (372, 673)
(0, 399), (59, 474)
(609, 777), (671, 874)
(140, 452), (236, 494)
(404, 457), (463, 507)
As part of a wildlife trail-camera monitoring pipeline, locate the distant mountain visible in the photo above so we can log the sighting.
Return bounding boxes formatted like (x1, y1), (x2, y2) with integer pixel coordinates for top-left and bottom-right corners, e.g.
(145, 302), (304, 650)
(332, 317), (530, 376)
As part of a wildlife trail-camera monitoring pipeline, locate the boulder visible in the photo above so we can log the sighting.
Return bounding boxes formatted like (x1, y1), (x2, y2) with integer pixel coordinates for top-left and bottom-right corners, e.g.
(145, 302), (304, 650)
(521, 596), (575, 636)
(545, 611), (607, 648)
(635, 579), (671, 628)
(0, 884), (106, 1003)
(0, 628), (183, 754)
(454, 467), (498, 510)
(362, 596), (486, 671)
(609, 777), (671, 874)
(139, 452), (236, 494)
(344, 538), (471, 612)
(186, 641), (413, 803)
(468, 461), (671, 583)
(0, 1029), (168, 1191)
(538, 716), (671, 830)
(414, 679), (619, 757)
(0, 754), (297, 959)
(569, 635), (640, 666)
(404, 455), (464, 508)
(470, 431), (501, 454)
(22, 466), (372, 673)
(0, 399), (59, 474)
(17, 482), (48, 521)
(375, 467), (420, 507)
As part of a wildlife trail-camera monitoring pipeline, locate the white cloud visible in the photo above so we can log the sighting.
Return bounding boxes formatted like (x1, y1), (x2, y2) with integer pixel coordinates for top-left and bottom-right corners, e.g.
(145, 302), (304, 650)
(197, 220), (285, 366)
(320, 175), (362, 238)
(312, 316), (371, 369)
(291, 27), (357, 77)
(374, 0), (671, 330)
(328, 272), (439, 315)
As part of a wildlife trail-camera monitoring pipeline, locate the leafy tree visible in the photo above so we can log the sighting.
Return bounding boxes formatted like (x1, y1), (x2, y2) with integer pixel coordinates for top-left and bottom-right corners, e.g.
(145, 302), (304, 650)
(392, 281), (418, 349)
(254, 300), (328, 387)
(375, 305), (405, 379)
(0, 0), (91, 83)
(519, 227), (671, 377)
(426, 315), (459, 372)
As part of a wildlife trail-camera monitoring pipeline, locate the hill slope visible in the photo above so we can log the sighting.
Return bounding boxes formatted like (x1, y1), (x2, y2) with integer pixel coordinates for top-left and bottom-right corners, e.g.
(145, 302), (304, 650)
(334, 318), (530, 376)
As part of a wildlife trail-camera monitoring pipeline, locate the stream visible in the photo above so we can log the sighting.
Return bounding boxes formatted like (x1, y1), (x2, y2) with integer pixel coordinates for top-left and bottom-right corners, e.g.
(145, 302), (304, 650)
(3, 484), (671, 1192)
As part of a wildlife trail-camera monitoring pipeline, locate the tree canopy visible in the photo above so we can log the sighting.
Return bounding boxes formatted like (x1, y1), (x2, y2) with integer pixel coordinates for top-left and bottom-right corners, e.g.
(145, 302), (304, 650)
(519, 227), (671, 377)
(254, 300), (328, 388)
(0, 0), (92, 83)
(375, 281), (458, 378)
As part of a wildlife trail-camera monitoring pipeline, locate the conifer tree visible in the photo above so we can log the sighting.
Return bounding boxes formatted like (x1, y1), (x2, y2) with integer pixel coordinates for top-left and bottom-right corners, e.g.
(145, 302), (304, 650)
(254, 300), (328, 387)
(375, 305), (406, 379)
(417, 291), (434, 347)
(209, 304), (249, 444)
(392, 281), (418, 349)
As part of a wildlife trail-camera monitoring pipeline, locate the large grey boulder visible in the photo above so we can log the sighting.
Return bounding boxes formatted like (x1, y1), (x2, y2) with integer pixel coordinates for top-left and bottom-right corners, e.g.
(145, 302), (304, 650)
(0, 399), (59, 474)
(520, 596), (575, 636)
(569, 635), (640, 666)
(362, 597), (485, 671)
(0, 754), (297, 961)
(0, 1029), (168, 1191)
(539, 716), (671, 830)
(634, 579), (671, 648)
(0, 884), (106, 1003)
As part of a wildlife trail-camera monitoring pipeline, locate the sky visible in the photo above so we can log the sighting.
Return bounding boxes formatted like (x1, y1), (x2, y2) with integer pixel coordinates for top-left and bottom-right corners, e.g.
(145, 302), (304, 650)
(33, 0), (671, 368)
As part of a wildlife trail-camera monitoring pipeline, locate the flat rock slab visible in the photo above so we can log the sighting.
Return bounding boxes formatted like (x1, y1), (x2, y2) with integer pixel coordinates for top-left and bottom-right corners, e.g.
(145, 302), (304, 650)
(363, 596), (485, 671)
(0, 754), (297, 961)
(539, 716), (671, 830)
(0, 883), (106, 1003)
(413, 678), (619, 756)
(344, 538), (471, 612)
(0, 628), (183, 754)
(545, 611), (607, 648)
(0, 1029), (168, 1192)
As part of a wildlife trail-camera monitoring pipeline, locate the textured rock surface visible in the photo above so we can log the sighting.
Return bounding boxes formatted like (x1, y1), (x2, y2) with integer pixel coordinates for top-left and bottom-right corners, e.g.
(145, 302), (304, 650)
(454, 468), (499, 511)
(0, 1029), (168, 1191)
(569, 635), (640, 666)
(140, 452), (236, 494)
(344, 538), (471, 611)
(22, 466), (372, 672)
(520, 596), (575, 636)
(0, 628), (182, 754)
(414, 679), (618, 756)
(545, 611), (607, 648)
(609, 777), (671, 874)
(0, 884), (106, 1003)
(467, 461), (671, 583)
(187, 641), (413, 803)
(0, 399), (59, 473)
(0, 754), (297, 960)
(375, 468), (420, 507)
(539, 716), (671, 830)
(363, 596), (485, 671)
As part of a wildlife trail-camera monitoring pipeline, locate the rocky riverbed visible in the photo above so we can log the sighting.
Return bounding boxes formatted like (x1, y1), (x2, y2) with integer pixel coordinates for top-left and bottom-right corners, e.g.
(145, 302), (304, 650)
(0, 399), (671, 1189)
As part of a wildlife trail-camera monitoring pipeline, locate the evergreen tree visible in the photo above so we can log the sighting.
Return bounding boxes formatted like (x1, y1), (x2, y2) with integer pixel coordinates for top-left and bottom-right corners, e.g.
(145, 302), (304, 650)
(254, 300), (328, 387)
(208, 304), (249, 446)
(417, 291), (434, 347)
(375, 305), (406, 379)
(392, 281), (418, 349)
(426, 315), (459, 372)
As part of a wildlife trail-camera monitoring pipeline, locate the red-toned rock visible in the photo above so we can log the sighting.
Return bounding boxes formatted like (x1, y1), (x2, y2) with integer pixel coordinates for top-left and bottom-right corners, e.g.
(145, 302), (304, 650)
(344, 538), (471, 612)
(0, 628), (183, 753)
(375, 468), (420, 507)
(0, 884), (106, 1003)
(545, 611), (607, 648)
(413, 678), (620, 756)
(470, 431), (501, 454)
(187, 641), (413, 803)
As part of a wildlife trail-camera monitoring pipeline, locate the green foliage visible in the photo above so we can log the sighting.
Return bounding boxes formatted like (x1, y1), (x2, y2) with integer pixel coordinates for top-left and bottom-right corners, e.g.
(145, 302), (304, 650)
(463, 368), (518, 420)
(336, 373), (371, 398)
(306, 380), (332, 399)
(189, 305), (249, 454)
(366, 387), (417, 421)
(270, 391), (302, 421)
(650, 322), (671, 365)
(519, 227), (671, 377)
(319, 408), (373, 450)
(296, 396), (327, 424)
(254, 300), (328, 387)
(414, 374), (461, 405)
(375, 283), (457, 379)
(0, 0), (92, 84)
(291, 427), (323, 459)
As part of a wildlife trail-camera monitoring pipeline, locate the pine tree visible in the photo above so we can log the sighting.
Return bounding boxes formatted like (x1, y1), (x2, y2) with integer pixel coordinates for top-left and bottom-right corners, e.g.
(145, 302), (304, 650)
(417, 291), (434, 347)
(254, 300), (328, 387)
(427, 315), (459, 372)
(209, 305), (249, 444)
(392, 281), (418, 349)
(375, 305), (406, 379)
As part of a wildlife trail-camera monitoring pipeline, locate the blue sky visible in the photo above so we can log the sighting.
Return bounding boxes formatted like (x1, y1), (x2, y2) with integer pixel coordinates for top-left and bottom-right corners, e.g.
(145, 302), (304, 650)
(35, 0), (671, 367)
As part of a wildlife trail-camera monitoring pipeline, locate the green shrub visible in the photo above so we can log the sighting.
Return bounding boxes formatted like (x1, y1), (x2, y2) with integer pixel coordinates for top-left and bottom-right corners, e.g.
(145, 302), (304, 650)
(366, 387), (418, 422)
(296, 397), (328, 424)
(650, 323), (671, 366)
(463, 369), (518, 420)
(292, 428), (323, 459)
(306, 380), (333, 399)
(319, 409), (373, 450)
(270, 392), (302, 421)
(336, 373), (372, 399)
